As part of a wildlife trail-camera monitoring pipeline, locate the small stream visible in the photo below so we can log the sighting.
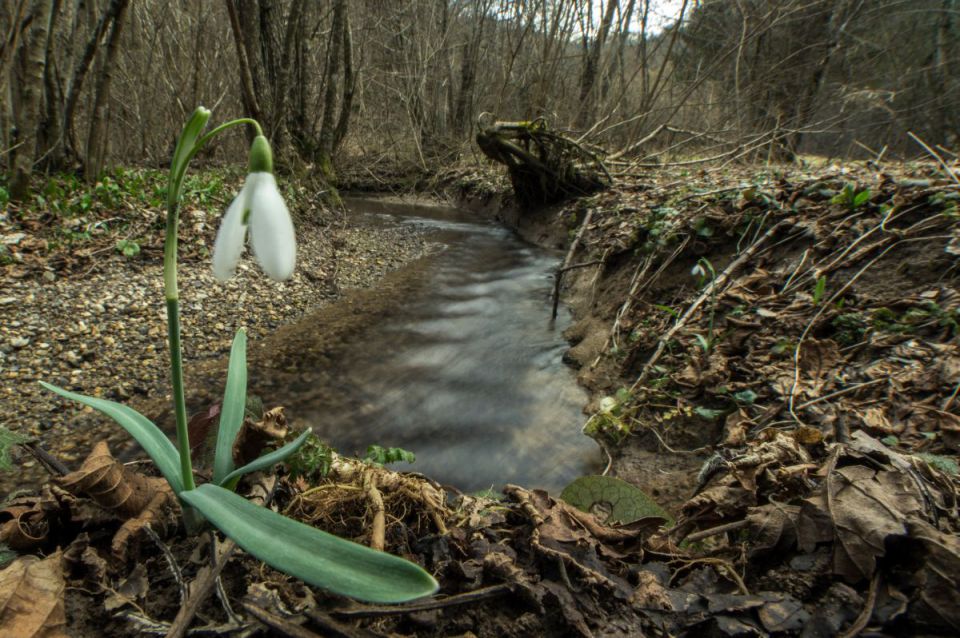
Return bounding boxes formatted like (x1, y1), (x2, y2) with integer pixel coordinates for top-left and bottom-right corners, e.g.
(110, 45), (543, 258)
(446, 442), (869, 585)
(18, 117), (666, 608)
(301, 197), (598, 492)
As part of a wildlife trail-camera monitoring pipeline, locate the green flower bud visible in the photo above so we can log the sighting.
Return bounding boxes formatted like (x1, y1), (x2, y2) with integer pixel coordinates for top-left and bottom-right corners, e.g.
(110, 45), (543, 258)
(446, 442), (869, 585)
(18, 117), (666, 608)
(248, 135), (274, 173)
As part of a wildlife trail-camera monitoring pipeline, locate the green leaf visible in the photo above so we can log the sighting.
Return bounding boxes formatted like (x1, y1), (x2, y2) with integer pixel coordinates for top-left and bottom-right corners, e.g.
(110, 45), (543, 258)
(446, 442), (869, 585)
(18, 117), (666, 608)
(813, 275), (827, 305)
(732, 389), (757, 405)
(219, 429), (312, 489)
(916, 453), (959, 476)
(561, 475), (671, 525)
(115, 239), (140, 257)
(695, 406), (726, 420)
(214, 329), (247, 485)
(693, 333), (712, 352)
(653, 304), (679, 319)
(853, 189), (871, 207)
(0, 425), (31, 472)
(180, 484), (438, 603)
(40, 382), (185, 494)
(365, 445), (416, 465)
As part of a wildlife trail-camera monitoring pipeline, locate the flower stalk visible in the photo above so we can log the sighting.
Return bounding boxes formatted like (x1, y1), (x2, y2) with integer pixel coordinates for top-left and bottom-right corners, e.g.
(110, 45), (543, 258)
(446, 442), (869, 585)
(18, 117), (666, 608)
(163, 108), (265, 495)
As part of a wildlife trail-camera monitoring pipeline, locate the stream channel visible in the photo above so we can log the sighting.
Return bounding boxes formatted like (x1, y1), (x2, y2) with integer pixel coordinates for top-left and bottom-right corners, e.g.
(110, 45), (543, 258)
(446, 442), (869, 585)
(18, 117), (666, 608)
(298, 197), (598, 493)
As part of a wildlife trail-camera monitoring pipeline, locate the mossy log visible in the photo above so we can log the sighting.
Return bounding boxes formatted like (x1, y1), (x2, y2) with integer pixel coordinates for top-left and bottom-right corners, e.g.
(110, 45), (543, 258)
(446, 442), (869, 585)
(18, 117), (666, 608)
(475, 116), (611, 207)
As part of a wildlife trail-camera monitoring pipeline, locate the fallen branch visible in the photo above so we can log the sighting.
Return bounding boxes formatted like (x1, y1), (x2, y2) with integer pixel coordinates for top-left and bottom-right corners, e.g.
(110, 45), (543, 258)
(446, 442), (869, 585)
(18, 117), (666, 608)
(552, 209), (595, 320)
(908, 131), (960, 186)
(330, 584), (511, 618)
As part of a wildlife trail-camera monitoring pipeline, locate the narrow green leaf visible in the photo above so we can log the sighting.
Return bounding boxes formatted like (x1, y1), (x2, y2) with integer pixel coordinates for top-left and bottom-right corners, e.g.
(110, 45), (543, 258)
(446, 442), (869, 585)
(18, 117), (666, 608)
(854, 189), (871, 207)
(180, 484), (438, 603)
(40, 382), (184, 494)
(213, 329), (247, 485)
(813, 275), (827, 305)
(218, 428), (311, 489)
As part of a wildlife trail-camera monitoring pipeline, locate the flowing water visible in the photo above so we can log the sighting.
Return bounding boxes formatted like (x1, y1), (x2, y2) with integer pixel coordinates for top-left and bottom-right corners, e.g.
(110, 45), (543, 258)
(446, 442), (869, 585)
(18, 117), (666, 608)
(301, 197), (598, 492)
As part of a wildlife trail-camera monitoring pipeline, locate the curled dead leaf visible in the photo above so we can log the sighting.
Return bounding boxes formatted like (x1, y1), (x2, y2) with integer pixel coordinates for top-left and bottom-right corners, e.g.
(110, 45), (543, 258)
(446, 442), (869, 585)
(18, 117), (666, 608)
(57, 441), (177, 560)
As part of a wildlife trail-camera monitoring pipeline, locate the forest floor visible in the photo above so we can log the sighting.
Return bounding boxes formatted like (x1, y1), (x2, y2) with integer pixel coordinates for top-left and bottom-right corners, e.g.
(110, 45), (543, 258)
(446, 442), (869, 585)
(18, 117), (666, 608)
(2, 159), (960, 637)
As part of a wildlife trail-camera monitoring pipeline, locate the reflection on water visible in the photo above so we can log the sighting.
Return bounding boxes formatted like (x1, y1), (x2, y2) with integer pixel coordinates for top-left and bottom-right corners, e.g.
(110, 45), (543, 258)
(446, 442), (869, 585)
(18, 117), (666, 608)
(303, 197), (598, 492)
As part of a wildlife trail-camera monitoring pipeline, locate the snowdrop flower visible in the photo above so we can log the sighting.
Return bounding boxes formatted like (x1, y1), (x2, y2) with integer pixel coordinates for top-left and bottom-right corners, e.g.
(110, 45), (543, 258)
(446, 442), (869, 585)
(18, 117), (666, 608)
(690, 263), (706, 278)
(212, 135), (296, 281)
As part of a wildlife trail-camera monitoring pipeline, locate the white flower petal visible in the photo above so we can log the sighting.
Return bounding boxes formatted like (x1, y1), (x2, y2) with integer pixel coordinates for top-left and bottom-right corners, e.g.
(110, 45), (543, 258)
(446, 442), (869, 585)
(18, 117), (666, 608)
(248, 173), (296, 281)
(212, 181), (251, 281)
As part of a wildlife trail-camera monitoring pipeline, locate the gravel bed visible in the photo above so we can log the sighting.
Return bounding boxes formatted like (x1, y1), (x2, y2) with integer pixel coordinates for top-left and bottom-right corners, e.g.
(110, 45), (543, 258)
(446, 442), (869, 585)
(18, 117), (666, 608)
(1, 217), (427, 492)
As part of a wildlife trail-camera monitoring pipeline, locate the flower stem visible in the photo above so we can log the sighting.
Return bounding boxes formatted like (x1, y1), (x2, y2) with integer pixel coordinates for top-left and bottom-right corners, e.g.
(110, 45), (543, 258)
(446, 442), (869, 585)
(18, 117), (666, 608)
(163, 113), (264, 502)
(164, 201), (195, 493)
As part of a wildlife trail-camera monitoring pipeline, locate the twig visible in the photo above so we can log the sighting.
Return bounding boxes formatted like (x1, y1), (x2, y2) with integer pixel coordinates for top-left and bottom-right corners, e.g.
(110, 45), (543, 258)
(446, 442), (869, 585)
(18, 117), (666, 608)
(908, 131), (960, 186)
(559, 259), (606, 273)
(612, 236), (690, 349)
(552, 208), (595, 320)
(779, 249), (809, 293)
(838, 571), (880, 638)
(243, 602), (327, 638)
(22, 441), (70, 476)
(787, 235), (954, 426)
(212, 535), (241, 625)
(794, 378), (887, 410)
(682, 520), (748, 544)
(942, 380), (960, 412)
(675, 185), (740, 203)
(144, 525), (187, 607)
(630, 221), (786, 391)
(607, 124), (666, 160)
(329, 584), (511, 619)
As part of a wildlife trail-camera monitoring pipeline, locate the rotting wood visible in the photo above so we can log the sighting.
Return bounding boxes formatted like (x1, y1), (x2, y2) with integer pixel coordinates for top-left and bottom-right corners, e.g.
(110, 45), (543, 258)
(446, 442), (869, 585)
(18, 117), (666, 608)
(476, 115), (611, 207)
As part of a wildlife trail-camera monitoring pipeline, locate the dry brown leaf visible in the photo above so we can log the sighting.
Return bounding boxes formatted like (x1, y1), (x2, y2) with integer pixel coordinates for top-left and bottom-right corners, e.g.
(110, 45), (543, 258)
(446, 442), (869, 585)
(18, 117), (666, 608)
(0, 504), (48, 551)
(797, 339), (842, 397)
(58, 440), (169, 516)
(0, 551), (67, 638)
(57, 441), (177, 560)
(235, 406), (288, 467)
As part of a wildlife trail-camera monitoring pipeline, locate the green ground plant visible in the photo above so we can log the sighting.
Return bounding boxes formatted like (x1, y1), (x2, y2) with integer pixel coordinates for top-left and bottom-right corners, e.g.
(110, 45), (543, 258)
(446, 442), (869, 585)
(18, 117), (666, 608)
(831, 183), (871, 211)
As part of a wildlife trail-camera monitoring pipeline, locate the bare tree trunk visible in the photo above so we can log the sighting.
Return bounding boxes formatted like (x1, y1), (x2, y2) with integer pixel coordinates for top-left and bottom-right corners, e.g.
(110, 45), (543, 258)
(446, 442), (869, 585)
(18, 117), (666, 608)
(317, 0), (346, 180)
(62, 0), (127, 167)
(224, 0), (263, 130)
(450, 3), (488, 139)
(332, 5), (354, 153)
(36, 0), (61, 165)
(0, 0), (31, 99)
(576, 0), (618, 129)
(9, 0), (53, 200)
(83, 0), (129, 181)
